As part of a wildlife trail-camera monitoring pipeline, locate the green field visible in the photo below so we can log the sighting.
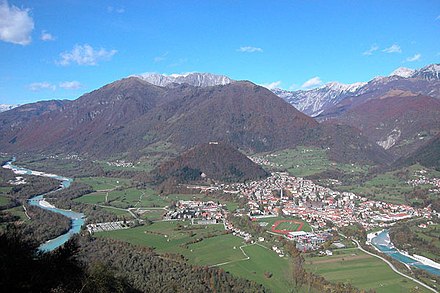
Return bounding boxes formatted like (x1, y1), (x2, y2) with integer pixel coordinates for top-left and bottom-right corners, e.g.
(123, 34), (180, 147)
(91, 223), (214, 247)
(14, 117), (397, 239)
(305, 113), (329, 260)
(396, 220), (440, 262)
(137, 208), (165, 221)
(75, 187), (158, 208)
(98, 142), (179, 173)
(274, 221), (303, 231)
(337, 164), (437, 205)
(76, 177), (131, 190)
(74, 192), (106, 205)
(188, 234), (246, 265)
(96, 221), (226, 254)
(305, 248), (430, 293)
(221, 244), (293, 292)
(257, 217), (312, 233)
(96, 220), (295, 292)
(3, 206), (29, 221)
(100, 206), (133, 218)
(255, 146), (369, 178)
(0, 194), (11, 206)
(0, 186), (12, 195)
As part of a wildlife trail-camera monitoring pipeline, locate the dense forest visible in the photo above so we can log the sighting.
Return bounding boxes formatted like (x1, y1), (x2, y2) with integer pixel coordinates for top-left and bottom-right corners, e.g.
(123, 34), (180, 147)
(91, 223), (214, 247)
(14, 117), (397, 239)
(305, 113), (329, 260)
(0, 225), (267, 292)
(0, 226), (139, 293)
(21, 205), (71, 244)
(153, 142), (268, 189)
(390, 219), (440, 263)
(78, 236), (268, 292)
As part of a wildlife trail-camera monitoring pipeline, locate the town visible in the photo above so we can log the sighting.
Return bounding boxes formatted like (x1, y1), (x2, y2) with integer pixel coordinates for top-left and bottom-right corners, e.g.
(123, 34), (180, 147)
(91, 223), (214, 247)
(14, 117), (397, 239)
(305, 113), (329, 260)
(181, 170), (436, 251)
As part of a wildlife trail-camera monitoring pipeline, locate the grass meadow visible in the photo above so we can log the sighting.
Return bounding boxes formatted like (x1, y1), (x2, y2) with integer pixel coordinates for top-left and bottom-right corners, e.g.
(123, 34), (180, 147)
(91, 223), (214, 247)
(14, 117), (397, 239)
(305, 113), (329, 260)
(305, 248), (430, 293)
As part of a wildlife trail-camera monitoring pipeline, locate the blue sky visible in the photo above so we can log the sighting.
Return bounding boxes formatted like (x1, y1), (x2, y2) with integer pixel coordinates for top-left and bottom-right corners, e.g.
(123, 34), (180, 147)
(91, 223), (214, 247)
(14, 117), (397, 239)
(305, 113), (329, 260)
(0, 0), (439, 105)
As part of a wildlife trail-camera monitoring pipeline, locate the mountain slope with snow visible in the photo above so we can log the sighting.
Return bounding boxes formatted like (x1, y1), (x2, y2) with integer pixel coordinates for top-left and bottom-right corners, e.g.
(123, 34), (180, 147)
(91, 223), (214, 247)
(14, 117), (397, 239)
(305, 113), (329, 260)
(389, 67), (415, 78)
(411, 64), (440, 81)
(134, 72), (233, 87)
(272, 82), (366, 117)
(272, 63), (440, 117)
(0, 104), (19, 112)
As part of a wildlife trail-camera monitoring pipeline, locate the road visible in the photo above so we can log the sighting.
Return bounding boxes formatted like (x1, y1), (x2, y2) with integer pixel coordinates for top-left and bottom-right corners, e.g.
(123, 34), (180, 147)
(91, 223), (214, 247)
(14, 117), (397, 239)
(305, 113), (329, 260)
(352, 239), (437, 293)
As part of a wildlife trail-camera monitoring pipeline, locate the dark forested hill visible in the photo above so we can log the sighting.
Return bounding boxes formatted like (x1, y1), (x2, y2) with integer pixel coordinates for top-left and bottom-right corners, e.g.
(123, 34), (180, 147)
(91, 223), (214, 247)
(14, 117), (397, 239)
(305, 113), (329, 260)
(154, 142), (269, 185)
(330, 91), (440, 157)
(394, 134), (440, 171)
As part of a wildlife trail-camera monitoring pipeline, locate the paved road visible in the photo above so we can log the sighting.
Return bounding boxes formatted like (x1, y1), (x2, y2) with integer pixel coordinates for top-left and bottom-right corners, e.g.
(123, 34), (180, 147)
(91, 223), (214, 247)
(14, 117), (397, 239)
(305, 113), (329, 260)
(352, 239), (437, 293)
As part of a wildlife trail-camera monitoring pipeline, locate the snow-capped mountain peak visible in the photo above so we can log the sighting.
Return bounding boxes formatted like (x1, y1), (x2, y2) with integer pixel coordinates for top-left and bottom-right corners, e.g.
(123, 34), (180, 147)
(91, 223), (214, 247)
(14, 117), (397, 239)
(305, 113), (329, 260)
(133, 72), (233, 87)
(0, 104), (19, 113)
(389, 67), (415, 78)
(412, 64), (440, 80)
(270, 63), (439, 118)
(323, 81), (366, 92)
(272, 81), (366, 117)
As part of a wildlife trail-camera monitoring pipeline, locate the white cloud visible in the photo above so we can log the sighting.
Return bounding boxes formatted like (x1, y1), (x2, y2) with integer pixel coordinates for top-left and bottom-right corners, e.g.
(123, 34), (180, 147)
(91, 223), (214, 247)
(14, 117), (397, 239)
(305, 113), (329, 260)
(237, 46), (263, 53)
(28, 82), (56, 91)
(301, 77), (322, 89)
(40, 30), (55, 41)
(58, 44), (117, 66)
(363, 44), (379, 56)
(0, 1), (34, 45)
(383, 44), (402, 53)
(154, 52), (168, 63)
(406, 53), (421, 62)
(261, 81), (281, 90)
(107, 6), (125, 13)
(59, 81), (81, 90)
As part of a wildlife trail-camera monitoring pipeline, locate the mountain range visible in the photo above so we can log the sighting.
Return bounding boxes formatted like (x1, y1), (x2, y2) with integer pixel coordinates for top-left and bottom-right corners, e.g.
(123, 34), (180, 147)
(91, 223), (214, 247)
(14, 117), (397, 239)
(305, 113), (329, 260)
(1, 64), (439, 173)
(0, 74), (391, 167)
(272, 64), (440, 118)
(272, 63), (440, 158)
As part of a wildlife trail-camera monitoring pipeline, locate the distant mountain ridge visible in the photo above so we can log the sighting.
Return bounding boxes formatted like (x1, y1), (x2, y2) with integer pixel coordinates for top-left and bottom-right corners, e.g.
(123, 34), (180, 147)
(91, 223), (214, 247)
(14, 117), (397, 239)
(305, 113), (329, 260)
(134, 72), (233, 87)
(273, 63), (440, 117)
(272, 82), (366, 117)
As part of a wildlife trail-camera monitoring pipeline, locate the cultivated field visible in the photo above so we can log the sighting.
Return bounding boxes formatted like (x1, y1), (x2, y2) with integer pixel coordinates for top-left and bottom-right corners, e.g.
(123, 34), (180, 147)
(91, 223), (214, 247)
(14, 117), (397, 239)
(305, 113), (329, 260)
(96, 220), (294, 292)
(221, 244), (292, 292)
(257, 217), (312, 233)
(305, 248), (430, 293)
(337, 164), (438, 205)
(76, 177), (131, 190)
(256, 146), (369, 178)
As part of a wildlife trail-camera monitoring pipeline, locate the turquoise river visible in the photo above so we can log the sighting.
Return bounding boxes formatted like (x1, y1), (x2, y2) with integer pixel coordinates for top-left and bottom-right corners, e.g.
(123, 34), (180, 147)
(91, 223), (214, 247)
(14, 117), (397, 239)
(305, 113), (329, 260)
(4, 159), (85, 252)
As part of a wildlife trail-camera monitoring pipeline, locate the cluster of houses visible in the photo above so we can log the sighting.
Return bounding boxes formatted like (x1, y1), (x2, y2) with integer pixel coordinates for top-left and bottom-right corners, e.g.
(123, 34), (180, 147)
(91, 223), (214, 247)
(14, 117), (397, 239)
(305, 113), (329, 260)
(271, 245), (285, 257)
(164, 200), (225, 224)
(407, 169), (440, 193)
(106, 160), (135, 168)
(224, 220), (253, 242)
(249, 154), (283, 168)
(48, 153), (83, 161)
(222, 172), (435, 231)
